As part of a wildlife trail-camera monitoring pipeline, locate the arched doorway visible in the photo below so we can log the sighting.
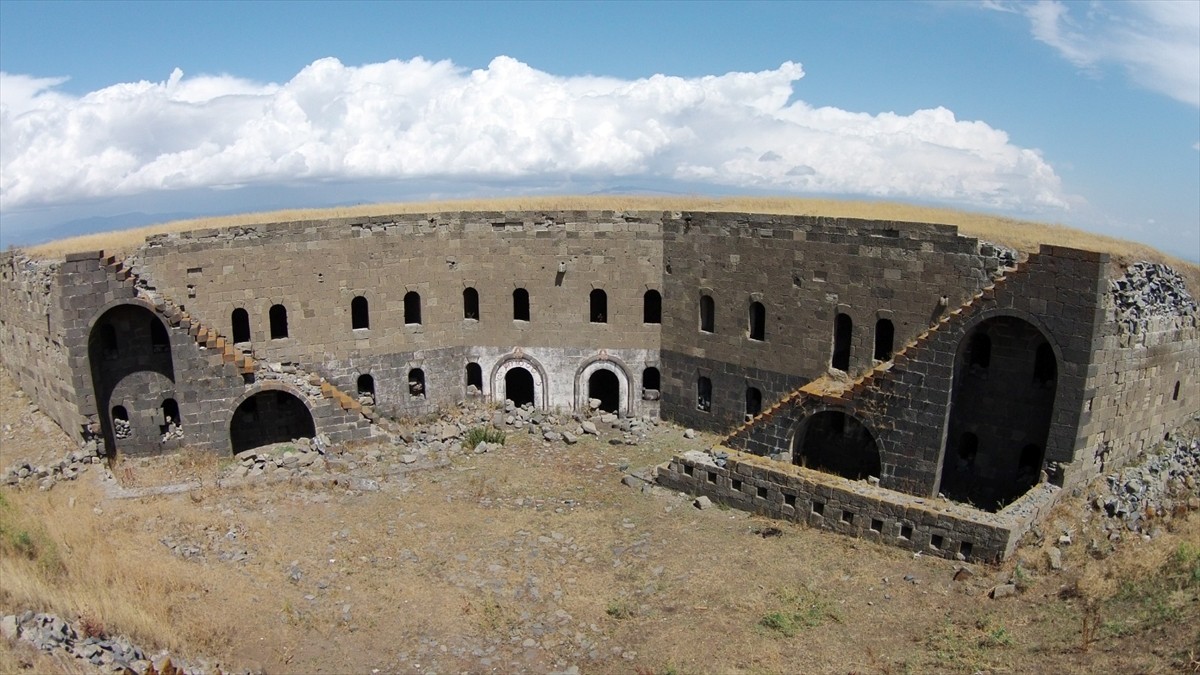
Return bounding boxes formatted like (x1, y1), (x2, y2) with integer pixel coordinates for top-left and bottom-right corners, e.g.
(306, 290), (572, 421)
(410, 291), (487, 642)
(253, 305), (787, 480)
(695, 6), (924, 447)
(939, 316), (1058, 510)
(793, 410), (880, 481)
(588, 369), (620, 413)
(88, 303), (176, 456)
(230, 389), (316, 454)
(505, 368), (535, 408)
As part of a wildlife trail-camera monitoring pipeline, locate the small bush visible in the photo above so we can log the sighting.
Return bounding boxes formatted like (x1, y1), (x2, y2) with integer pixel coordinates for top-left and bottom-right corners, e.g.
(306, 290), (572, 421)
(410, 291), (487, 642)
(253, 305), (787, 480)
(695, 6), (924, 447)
(465, 427), (506, 450)
(606, 599), (636, 620)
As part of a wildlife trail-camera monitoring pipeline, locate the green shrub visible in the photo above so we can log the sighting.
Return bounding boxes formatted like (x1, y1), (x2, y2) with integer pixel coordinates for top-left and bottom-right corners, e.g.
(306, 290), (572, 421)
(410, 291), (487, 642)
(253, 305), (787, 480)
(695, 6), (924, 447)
(465, 427), (506, 450)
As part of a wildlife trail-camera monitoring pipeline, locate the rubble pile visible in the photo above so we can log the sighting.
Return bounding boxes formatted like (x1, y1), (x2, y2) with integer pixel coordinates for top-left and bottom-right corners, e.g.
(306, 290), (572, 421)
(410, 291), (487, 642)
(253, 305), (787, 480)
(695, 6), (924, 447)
(1111, 262), (1198, 335)
(2, 439), (102, 490)
(1088, 435), (1200, 541)
(0, 611), (251, 675)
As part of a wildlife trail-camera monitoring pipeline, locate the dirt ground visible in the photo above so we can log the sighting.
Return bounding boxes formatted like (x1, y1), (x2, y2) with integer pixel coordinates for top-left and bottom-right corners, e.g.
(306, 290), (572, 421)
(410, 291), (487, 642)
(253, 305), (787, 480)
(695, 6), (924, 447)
(1, 368), (1197, 675)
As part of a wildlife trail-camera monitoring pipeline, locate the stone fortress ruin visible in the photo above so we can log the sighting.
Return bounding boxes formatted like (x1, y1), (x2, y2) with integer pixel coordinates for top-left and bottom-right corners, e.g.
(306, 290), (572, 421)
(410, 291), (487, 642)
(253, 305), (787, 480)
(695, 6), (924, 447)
(1, 210), (1196, 562)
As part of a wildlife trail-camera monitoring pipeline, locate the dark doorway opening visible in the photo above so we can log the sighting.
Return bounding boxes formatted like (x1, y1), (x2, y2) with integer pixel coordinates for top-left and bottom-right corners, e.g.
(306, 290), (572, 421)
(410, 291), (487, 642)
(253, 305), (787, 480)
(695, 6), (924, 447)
(466, 362), (483, 394)
(513, 288), (530, 321)
(357, 374), (375, 401)
(590, 289), (608, 323)
(404, 292), (422, 325)
(408, 369), (426, 398)
(832, 313), (852, 371)
(505, 367), (535, 407)
(748, 302), (765, 341)
(793, 411), (880, 480)
(745, 387), (763, 418)
(642, 367), (661, 401)
(697, 376), (712, 412)
(160, 398), (180, 435)
(352, 296), (370, 329)
(231, 308), (251, 343)
(463, 287), (479, 320)
(230, 390), (315, 454)
(643, 290), (661, 324)
(699, 295), (715, 333)
(588, 369), (620, 413)
(874, 318), (894, 361)
(269, 304), (289, 339)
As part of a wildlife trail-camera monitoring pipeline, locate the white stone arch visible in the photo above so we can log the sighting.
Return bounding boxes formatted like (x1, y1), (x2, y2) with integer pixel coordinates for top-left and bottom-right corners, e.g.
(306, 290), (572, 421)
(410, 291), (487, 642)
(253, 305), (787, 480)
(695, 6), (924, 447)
(491, 355), (548, 409)
(574, 356), (632, 416)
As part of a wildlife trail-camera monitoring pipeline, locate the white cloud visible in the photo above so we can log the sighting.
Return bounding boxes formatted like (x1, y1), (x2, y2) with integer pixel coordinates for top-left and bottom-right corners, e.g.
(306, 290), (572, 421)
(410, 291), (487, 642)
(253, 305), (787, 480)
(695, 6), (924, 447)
(1015, 0), (1200, 107)
(0, 56), (1068, 211)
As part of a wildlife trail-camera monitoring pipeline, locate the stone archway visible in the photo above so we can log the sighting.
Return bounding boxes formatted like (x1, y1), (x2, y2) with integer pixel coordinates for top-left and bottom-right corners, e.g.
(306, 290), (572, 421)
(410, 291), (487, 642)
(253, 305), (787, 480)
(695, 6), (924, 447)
(230, 388), (316, 454)
(939, 315), (1059, 511)
(575, 358), (631, 416)
(793, 410), (881, 481)
(492, 356), (547, 409)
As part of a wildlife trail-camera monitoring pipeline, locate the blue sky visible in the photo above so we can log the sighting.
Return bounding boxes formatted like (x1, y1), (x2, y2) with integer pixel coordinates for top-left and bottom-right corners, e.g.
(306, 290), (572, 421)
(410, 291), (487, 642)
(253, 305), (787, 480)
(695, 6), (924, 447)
(1, 0), (1197, 260)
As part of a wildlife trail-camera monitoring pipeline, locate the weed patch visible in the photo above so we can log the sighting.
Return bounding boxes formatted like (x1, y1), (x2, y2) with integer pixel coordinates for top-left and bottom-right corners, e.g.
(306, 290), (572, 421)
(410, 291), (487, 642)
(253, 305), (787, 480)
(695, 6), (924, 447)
(758, 586), (838, 637)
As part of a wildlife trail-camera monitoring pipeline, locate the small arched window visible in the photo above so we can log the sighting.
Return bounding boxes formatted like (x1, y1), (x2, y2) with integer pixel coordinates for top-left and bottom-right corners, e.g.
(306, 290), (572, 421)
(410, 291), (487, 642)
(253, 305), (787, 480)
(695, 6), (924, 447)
(231, 308), (251, 343)
(590, 289), (608, 323)
(697, 376), (712, 412)
(874, 318), (894, 361)
(269, 304), (289, 339)
(404, 292), (422, 325)
(463, 287), (480, 320)
(513, 288), (530, 322)
(699, 295), (715, 333)
(643, 290), (662, 324)
(832, 313), (852, 371)
(352, 296), (370, 330)
(748, 302), (765, 341)
(465, 362), (483, 393)
(408, 368), (426, 398)
(160, 398), (180, 434)
(357, 374), (375, 400)
(745, 387), (762, 417)
(642, 367), (661, 401)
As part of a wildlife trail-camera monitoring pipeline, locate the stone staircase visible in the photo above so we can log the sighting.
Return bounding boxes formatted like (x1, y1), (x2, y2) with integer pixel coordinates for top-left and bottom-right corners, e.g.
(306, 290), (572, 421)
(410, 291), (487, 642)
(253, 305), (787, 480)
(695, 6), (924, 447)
(725, 256), (1032, 440)
(100, 253), (391, 433)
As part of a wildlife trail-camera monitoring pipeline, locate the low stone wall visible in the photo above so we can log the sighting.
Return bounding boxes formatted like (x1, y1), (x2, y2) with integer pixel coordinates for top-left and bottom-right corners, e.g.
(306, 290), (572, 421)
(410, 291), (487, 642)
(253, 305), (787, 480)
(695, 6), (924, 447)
(657, 448), (1063, 562)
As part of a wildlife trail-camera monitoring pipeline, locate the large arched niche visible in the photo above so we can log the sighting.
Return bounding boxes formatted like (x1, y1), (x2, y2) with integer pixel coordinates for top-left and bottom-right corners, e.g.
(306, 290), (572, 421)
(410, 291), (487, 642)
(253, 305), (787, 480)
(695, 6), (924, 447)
(574, 356), (632, 416)
(938, 313), (1059, 511)
(87, 301), (176, 456)
(491, 354), (548, 410)
(791, 409), (881, 481)
(229, 386), (316, 454)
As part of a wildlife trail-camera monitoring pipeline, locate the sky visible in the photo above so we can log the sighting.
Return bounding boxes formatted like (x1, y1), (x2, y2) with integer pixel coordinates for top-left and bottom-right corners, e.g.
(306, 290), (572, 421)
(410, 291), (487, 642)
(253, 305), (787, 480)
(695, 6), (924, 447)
(1, 0), (1197, 260)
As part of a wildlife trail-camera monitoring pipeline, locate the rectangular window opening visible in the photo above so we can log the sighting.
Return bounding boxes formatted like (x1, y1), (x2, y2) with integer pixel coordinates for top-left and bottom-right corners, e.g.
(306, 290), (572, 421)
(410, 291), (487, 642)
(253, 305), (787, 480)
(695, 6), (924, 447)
(930, 534), (944, 550)
(784, 493), (796, 507)
(959, 541), (973, 558)
(811, 501), (825, 516)
(756, 486), (768, 499)
(899, 524), (913, 540)
(731, 479), (742, 492)
(840, 510), (854, 525)
(870, 518), (883, 533)
(683, 465), (694, 477)
(706, 471), (716, 484)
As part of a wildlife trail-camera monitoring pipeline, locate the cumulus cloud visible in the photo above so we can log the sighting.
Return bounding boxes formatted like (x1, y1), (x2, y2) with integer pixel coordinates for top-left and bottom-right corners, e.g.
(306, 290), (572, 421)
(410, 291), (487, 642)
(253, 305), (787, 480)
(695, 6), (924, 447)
(0, 56), (1068, 211)
(1015, 0), (1200, 107)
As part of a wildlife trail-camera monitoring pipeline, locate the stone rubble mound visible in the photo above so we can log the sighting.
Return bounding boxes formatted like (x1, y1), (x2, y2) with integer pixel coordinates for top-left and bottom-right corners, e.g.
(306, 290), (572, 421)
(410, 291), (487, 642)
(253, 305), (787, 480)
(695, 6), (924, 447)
(1111, 262), (1198, 334)
(1088, 434), (1200, 541)
(2, 439), (102, 490)
(0, 610), (254, 675)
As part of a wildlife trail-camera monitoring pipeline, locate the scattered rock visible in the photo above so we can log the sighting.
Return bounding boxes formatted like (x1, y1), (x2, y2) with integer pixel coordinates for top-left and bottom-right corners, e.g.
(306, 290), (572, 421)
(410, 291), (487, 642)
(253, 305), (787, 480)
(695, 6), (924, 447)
(990, 583), (1018, 599)
(693, 496), (713, 510)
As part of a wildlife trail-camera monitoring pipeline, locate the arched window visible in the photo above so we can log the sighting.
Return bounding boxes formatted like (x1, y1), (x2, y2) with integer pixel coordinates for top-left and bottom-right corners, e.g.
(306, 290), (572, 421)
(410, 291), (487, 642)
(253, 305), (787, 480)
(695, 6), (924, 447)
(150, 318), (170, 352)
(643, 290), (662, 324)
(269, 304), (289, 339)
(697, 376), (712, 412)
(831, 313), (852, 371)
(357, 374), (375, 400)
(352, 295), (370, 330)
(745, 387), (762, 417)
(1174, 381), (1181, 402)
(231, 308), (251, 343)
(874, 318), (894, 361)
(1033, 341), (1056, 386)
(408, 368), (426, 398)
(404, 291), (422, 325)
(590, 289), (608, 323)
(513, 288), (530, 321)
(111, 405), (130, 439)
(699, 295), (715, 333)
(465, 362), (483, 393)
(160, 398), (180, 434)
(642, 367), (661, 392)
(463, 287), (479, 320)
(748, 301), (765, 341)
(968, 333), (991, 370)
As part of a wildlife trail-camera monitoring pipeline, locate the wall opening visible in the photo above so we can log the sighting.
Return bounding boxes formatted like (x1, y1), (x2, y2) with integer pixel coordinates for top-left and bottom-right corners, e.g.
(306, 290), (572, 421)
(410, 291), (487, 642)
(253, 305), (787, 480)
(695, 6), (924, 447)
(699, 295), (715, 333)
(160, 398), (180, 435)
(745, 387), (762, 418)
(408, 368), (426, 398)
(352, 295), (370, 329)
(466, 362), (483, 394)
(588, 369), (620, 413)
(1174, 381), (1181, 401)
(230, 390), (315, 454)
(643, 290), (662, 324)
(505, 367), (535, 407)
(513, 288), (530, 321)
(269, 304), (289, 339)
(150, 318), (170, 352)
(231, 308), (251, 343)
(357, 374), (375, 401)
(874, 318), (894, 361)
(463, 287), (479, 320)
(642, 367), (661, 401)
(589, 289), (608, 323)
(831, 313), (852, 371)
(748, 301), (766, 341)
(697, 376), (712, 412)
(404, 292), (422, 325)
(941, 316), (1057, 511)
(793, 410), (880, 480)
(111, 405), (130, 439)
